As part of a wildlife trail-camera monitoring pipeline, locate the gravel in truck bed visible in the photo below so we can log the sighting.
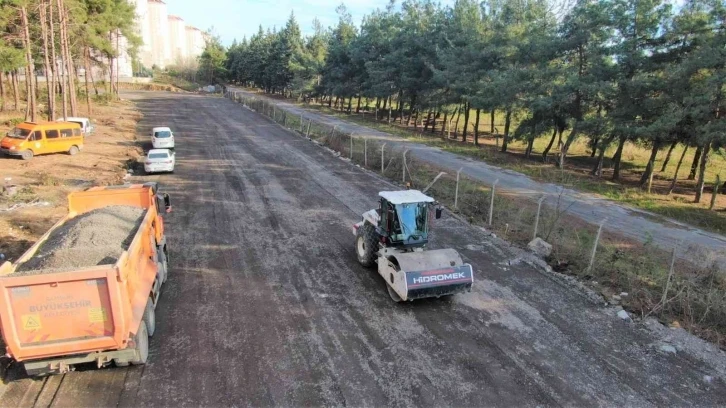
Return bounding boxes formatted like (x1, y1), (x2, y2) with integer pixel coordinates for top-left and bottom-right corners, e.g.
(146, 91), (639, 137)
(13, 205), (146, 275)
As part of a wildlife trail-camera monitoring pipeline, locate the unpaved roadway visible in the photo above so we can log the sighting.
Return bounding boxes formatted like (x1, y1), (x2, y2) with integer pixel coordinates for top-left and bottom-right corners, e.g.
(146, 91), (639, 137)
(229, 88), (726, 267)
(1, 91), (726, 407)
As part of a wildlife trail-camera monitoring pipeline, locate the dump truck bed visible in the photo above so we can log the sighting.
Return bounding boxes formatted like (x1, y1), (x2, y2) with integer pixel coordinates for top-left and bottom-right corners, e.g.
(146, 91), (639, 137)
(0, 184), (167, 367)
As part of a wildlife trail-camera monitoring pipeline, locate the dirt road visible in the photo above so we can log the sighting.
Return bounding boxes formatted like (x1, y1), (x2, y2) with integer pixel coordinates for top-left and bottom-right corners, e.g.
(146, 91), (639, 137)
(2, 91), (725, 407)
(228, 89), (726, 267)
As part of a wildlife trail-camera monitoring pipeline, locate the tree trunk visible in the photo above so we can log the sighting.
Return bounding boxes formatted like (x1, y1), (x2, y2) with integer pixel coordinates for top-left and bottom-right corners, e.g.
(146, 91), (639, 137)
(0, 72), (6, 111)
(462, 102), (470, 142)
(440, 112), (448, 138)
(20, 6), (37, 122)
(11, 70), (20, 110)
(501, 109), (512, 152)
(398, 91), (404, 124)
(84, 47), (93, 115)
(356, 95), (361, 113)
(39, 1), (54, 120)
(115, 30), (120, 96)
(423, 109), (432, 132)
(695, 141), (713, 203)
(375, 97), (380, 120)
(453, 105), (462, 138)
(473, 108), (481, 146)
(542, 127), (557, 162)
(328, 95), (332, 107)
(639, 140), (662, 187)
(611, 136), (627, 181)
(387, 95), (392, 123)
(668, 145), (689, 195)
(413, 109), (419, 130)
(660, 140), (678, 172)
(558, 121), (581, 168)
(57, 0), (69, 118)
(60, 0), (77, 115)
(688, 146), (702, 180)
(525, 138), (535, 159)
(406, 95), (416, 126)
(590, 137), (599, 157)
(347, 96), (352, 113)
(89, 61), (99, 95)
(49, 0), (59, 115)
(490, 110), (495, 133)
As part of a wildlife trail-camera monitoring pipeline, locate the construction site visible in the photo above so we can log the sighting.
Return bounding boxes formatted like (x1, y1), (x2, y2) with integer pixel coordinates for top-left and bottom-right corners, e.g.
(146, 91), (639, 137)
(0, 90), (724, 406)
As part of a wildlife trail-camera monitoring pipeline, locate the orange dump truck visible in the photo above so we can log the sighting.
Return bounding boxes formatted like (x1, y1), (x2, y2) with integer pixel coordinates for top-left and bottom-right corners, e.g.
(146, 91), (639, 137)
(0, 183), (171, 375)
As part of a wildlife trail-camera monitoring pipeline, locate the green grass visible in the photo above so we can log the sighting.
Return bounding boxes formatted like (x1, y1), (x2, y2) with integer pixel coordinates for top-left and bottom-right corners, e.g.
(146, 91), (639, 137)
(293, 101), (726, 234)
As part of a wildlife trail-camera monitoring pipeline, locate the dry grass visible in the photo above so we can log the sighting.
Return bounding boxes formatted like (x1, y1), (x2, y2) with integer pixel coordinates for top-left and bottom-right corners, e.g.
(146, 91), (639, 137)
(0, 99), (143, 262)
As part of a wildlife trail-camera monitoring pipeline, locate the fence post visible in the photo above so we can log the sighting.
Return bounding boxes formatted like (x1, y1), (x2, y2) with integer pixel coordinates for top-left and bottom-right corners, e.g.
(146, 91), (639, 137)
(300, 114), (304, 132)
(423, 172), (447, 194)
(273, 106), (276, 121)
(587, 218), (607, 273)
(306, 119), (312, 138)
(454, 167), (463, 210)
(364, 138), (368, 167)
(330, 125), (337, 138)
(403, 150), (410, 184)
(381, 144), (386, 174)
(488, 179), (499, 226)
(533, 196), (546, 240)
(283, 111), (287, 127)
(350, 135), (353, 160)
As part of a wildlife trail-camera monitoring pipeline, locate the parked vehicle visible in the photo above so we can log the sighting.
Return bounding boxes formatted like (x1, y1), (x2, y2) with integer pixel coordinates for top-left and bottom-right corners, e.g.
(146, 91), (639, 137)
(144, 149), (175, 174)
(1, 121), (84, 160)
(56, 117), (95, 136)
(0, 183), (172, 375)
(151, 127), (175, 149)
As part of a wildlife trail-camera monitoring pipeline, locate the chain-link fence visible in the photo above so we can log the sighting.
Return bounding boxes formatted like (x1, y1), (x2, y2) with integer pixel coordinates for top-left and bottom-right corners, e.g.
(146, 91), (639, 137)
(227, 90), (726, 345)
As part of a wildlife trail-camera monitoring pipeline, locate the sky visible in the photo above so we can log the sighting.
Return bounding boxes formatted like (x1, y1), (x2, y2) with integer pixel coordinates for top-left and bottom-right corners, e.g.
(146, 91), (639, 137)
(166, 0), (454, 46)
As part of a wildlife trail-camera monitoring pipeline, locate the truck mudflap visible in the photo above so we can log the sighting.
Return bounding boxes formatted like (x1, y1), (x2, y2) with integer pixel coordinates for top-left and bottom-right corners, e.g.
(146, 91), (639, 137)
(387, 248), (474, 301)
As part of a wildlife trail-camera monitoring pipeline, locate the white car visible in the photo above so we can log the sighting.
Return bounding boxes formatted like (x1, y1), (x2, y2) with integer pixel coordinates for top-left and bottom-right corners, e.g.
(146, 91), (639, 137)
(144, 149), (175, 174)
(56, 117), (95, 136)
(152, 127), (175, 149)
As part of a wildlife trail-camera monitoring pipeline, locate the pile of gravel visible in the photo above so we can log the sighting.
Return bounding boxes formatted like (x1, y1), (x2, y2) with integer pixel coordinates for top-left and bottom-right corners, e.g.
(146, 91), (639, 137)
(14, 206), (145, 275)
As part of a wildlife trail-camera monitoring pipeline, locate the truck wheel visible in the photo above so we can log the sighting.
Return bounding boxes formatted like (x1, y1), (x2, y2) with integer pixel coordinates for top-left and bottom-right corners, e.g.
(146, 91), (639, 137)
(130, 322), (149, 365)
(356, 223), (378, 268)
(68, 146), (79, 155)
(143, 299), (156, 337)
(20, 150), (33, 161)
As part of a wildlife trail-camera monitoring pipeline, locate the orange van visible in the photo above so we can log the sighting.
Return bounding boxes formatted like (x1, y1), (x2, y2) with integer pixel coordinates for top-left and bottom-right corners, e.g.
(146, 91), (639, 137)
(1, 121), (84, 160)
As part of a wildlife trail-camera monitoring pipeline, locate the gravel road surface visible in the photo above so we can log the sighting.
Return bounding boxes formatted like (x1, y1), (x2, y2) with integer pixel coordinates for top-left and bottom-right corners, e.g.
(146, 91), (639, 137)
(228, 88), (726, 267)
(1, 91), (725, 407)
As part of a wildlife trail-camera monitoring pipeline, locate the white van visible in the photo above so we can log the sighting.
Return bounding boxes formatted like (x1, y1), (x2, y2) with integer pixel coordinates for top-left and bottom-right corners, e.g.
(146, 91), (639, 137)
(56, 117), (95, 136)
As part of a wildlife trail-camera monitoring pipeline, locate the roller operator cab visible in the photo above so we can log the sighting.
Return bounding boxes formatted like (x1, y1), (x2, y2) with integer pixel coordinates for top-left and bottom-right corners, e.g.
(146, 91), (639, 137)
(354, 190), (474, 302)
